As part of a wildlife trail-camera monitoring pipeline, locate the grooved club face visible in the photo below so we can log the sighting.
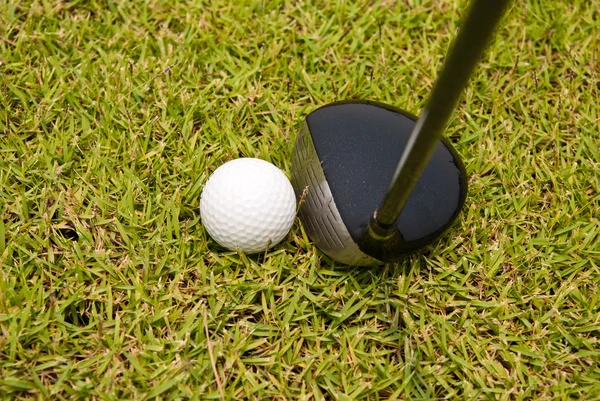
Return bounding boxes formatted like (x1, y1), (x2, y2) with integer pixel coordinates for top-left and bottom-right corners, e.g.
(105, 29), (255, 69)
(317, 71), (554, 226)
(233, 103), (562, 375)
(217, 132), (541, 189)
(291, 124), (380, 266)
(291, 100), (468, 266)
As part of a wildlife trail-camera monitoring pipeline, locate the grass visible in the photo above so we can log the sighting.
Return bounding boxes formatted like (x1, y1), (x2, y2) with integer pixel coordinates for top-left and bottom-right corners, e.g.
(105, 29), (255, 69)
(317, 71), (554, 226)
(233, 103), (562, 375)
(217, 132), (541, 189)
(1, 0), (599, 399)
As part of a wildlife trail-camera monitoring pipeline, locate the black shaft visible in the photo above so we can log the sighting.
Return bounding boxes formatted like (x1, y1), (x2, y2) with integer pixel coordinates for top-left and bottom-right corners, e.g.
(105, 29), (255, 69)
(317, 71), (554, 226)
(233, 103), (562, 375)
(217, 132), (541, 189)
(372, 0), (511, 231)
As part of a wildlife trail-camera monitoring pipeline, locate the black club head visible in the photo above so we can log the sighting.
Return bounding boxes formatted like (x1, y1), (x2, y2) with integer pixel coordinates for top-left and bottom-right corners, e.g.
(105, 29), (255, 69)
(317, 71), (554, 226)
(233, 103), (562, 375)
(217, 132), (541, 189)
(291, 100), (467, 266)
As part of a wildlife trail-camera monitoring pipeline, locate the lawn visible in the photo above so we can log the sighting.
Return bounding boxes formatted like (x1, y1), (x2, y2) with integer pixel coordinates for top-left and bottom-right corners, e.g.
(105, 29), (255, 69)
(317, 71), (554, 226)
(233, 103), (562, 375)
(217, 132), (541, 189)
(1, 0), (599, 399)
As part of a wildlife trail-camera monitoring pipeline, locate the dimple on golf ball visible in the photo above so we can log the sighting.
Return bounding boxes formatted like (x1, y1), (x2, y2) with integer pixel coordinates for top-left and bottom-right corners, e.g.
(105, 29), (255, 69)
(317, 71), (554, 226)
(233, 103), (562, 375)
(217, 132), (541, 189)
(200, 158), (297, 254)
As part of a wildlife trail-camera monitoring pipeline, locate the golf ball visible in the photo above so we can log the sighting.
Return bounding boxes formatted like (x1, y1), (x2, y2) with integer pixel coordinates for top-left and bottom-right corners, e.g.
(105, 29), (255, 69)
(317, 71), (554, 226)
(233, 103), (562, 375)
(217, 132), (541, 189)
(200, 158), (297, 254)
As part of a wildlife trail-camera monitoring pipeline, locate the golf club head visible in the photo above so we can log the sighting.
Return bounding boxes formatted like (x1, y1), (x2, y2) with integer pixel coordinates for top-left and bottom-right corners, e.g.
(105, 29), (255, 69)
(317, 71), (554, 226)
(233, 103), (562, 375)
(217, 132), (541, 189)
(291, 100), (467, 266)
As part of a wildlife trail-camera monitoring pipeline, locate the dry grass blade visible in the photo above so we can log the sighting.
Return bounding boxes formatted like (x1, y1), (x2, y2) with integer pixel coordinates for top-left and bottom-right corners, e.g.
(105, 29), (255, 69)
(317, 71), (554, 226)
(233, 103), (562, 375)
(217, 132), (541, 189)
(203, 306), (225, 401)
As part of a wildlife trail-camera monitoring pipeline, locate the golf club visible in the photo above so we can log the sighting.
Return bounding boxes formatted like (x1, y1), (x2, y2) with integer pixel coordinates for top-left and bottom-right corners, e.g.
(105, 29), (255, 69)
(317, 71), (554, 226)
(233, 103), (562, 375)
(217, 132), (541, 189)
(291, 0), (511, 266)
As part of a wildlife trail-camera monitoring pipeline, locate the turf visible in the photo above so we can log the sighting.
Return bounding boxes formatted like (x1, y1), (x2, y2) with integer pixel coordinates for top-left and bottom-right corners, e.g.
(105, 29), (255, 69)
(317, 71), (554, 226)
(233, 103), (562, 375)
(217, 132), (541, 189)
(1, 0), (599, 399)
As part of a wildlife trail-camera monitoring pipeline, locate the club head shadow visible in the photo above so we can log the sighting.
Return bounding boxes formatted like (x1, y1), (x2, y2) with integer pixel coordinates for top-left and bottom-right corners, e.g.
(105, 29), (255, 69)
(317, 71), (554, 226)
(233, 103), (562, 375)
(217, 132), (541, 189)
(291, 100), (468, 266)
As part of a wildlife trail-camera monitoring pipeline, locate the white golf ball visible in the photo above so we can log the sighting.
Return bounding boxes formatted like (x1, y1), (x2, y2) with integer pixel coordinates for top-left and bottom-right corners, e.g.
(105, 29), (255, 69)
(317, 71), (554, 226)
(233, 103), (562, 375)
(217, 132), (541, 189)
(200, 158), (297, 254)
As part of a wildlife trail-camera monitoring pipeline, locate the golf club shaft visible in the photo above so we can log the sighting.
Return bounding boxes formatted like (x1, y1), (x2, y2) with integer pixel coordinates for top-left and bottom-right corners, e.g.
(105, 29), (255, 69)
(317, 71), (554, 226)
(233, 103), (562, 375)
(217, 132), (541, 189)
(372, 0), (511, 232)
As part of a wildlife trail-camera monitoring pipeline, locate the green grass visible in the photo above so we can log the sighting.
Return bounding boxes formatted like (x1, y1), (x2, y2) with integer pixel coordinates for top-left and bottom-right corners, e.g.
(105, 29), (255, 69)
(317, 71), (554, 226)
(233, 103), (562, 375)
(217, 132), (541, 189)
(1, 0), (599, 399)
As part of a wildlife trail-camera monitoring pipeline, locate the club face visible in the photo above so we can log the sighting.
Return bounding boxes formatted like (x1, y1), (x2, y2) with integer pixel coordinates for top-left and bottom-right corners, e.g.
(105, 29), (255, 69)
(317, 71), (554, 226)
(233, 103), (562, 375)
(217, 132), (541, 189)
(291, 100), (468, 266)
(291, 122), (381, 266)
